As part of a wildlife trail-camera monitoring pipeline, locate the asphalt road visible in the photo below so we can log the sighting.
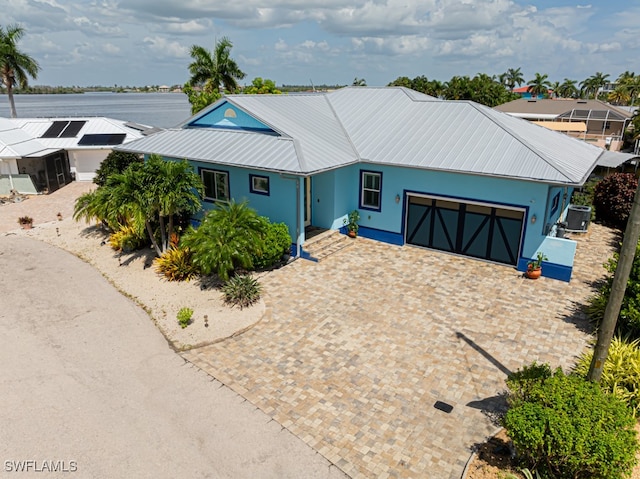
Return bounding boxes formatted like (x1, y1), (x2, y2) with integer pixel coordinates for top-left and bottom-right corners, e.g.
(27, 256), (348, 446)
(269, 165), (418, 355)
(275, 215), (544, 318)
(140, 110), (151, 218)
(0, 235), (346, 479)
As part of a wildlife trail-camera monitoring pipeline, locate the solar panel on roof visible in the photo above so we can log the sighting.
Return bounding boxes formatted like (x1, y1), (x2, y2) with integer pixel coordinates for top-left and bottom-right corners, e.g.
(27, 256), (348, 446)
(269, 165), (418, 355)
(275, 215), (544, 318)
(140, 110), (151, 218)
(60, 121), (86, 137)
(41, 121), (68, 138)
(77, 133), (126, 146)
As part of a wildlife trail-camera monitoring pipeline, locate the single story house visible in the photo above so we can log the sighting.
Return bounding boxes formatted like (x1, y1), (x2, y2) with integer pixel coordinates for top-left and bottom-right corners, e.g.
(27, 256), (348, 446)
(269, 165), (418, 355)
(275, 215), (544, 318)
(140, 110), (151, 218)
(9, 117), (157, 182)
(119, 87), (621, 281)
(494, 98), (633, 152)
(0, 117), (71, 195)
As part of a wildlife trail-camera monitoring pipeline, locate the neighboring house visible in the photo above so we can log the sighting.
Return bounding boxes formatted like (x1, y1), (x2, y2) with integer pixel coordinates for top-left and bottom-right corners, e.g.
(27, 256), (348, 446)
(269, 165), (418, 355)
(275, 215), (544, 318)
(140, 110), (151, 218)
(2, 117), (157, 186)
(119, 87), (621, 281)
(0, 117), (70, 195)
(512, 86), (552, 99)
(495, 98), (633, 152)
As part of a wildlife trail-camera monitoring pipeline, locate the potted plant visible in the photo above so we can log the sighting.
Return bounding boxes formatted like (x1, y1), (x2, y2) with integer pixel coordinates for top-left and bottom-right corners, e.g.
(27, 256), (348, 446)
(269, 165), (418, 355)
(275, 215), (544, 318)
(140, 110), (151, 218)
(344, 210), (360, 238)
(525, 252), (548, 279)
(17, 216), (33, 229)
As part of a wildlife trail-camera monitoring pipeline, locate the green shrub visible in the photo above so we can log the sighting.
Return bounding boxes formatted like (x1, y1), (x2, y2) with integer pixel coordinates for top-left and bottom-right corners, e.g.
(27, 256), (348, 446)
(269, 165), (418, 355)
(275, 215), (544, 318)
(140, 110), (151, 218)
(154, 246), (199, 282)
(593, 172), (638, 229)
(177, 307), (193, 329)
(181, 200), (266, 281)
(504, 364), (638, 479)
(588, 244), (640, 339)
(108, 225), (146, 252)
(222, 275), (262, 309)
(251, 219), (291, 269)
(574, 337), (640, 416)
(93, 151), (142, 187)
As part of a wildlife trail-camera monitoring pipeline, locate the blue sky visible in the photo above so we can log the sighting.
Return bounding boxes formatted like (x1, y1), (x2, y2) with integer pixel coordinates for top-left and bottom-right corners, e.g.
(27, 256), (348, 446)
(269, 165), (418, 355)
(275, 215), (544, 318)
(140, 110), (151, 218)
(5, 0), (639, 88)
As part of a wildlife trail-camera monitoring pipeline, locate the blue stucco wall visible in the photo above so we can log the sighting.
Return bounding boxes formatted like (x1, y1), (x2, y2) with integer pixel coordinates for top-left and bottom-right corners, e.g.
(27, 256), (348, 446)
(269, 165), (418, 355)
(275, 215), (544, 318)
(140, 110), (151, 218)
(186, 160), (300, 244)
(310, 163), (574, 279)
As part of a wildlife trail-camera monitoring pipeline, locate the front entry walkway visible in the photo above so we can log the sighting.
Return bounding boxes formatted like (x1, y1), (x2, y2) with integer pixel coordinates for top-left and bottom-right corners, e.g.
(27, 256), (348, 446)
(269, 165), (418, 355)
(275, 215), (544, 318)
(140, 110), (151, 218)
(184, 225), (617, 478)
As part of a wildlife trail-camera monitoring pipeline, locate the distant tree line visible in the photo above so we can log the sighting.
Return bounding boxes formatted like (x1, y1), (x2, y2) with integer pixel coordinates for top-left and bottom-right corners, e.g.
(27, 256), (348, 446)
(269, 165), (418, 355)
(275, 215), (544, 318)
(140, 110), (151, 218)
(388, 68), (640, 107)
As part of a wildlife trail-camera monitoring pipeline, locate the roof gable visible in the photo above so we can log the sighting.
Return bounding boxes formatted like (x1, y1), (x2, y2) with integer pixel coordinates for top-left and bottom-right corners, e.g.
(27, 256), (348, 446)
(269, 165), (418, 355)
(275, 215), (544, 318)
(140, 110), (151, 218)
(188, 101), (277, 134)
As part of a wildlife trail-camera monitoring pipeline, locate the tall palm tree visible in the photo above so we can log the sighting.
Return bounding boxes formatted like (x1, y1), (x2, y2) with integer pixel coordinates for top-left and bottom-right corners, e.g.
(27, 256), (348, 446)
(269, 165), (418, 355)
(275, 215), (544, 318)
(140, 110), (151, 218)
(558, 78), (578, 98)
(182, 200), (267, 281)
(550, 81), (561, 99)
(580, 72), (610, 99)
(527, 73), (551, 98)
(504, 67), (524, 91)
(0, 24), (40, 118)
(188, 36), (246, 94)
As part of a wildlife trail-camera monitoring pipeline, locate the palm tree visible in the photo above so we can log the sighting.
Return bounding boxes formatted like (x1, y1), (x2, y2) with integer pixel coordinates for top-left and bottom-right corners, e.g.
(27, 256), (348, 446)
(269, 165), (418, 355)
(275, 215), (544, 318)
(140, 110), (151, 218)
(188, 36), (246, 94)
(550, 81), (561, 99)
(181, 200), (267, 281)
(558, 78), (579, 98)
(0, 24), (40, 118)
(527, 73), (551, 98)
(504, 67), (524, 91)
(608, 86), (630, 106)
(74, 155), (203, 256)
(580, 72), (610, 99)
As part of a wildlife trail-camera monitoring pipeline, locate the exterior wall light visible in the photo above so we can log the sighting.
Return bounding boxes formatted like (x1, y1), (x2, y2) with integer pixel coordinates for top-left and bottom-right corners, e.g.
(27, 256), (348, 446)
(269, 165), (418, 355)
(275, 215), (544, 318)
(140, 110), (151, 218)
(531, 214), (537, 224)
(395, 194), (400, 204)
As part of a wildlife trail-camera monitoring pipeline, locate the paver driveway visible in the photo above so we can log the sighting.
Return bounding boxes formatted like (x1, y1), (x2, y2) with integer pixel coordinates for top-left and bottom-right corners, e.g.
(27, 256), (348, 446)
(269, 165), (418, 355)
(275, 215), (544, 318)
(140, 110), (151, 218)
(185, 225), (618, 479)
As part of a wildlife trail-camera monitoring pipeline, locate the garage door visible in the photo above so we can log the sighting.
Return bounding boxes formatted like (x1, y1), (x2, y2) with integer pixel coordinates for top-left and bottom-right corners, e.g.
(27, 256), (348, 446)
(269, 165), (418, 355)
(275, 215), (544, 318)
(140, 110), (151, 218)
(405, 195), (524, 266)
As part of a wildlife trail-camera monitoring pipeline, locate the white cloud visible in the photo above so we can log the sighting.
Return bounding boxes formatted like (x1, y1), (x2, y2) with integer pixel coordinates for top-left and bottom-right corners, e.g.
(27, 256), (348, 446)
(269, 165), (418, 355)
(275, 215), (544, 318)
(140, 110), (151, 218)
(143, 36), (189, 58)
(102, 43), (120, 55)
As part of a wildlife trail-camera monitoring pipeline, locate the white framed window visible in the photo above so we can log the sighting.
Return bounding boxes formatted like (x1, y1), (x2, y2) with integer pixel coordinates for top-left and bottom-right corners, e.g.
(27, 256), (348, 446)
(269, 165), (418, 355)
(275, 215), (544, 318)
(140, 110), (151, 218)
(360, 170), (382, 210)
(250, 174), (270, 195)
(201, 169), (229, 202)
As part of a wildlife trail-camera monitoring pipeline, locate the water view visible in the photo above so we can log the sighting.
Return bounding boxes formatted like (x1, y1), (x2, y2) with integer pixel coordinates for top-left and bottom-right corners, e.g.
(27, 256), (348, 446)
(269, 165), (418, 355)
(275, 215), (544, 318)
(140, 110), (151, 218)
(1, 92), (192, 129)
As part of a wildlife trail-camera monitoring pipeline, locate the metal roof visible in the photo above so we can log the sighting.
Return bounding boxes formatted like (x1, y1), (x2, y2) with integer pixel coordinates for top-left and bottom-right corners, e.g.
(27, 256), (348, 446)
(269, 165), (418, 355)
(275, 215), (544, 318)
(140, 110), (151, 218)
(0, 118), (53, 158)
(120, 87), (606, 185)
(118, 128), (303, 173)
(9, 117), (146, 150)
(596, 151), (639, 168)
(494, 98), (632, 119)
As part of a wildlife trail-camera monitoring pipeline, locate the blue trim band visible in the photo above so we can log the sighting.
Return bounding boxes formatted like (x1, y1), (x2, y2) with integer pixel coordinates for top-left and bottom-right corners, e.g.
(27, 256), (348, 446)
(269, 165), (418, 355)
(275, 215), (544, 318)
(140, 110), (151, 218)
(517, 258), (572, 282)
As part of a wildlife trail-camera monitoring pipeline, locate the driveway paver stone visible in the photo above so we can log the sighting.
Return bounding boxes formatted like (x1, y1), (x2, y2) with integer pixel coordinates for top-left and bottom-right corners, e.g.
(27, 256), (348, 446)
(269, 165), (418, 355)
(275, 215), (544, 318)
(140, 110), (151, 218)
(184, 225), (618, 479)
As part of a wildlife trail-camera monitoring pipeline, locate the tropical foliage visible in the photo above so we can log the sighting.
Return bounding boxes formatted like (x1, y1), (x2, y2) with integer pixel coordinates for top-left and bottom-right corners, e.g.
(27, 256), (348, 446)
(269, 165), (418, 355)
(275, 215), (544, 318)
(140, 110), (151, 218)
(74, 155), (203, 256)
(526, 72), (551, 98)
(185, 36), (245, 113)
(154, 246), (199, 282)
(574, 337), (640, 416)
(592, 172), (638, 229)
(250, 219), (291, 269)
(93, 151), (143, 187)
(588, 241), (640, 340)
(0, 24), (40, 118)
(504, 363), (638, 479)
(243, 77), (282, 94)
(222, 274), (262, 309)
(177, 307), (193, 329)
(181, 200), (267, 281)
(389, 73), (517, 107)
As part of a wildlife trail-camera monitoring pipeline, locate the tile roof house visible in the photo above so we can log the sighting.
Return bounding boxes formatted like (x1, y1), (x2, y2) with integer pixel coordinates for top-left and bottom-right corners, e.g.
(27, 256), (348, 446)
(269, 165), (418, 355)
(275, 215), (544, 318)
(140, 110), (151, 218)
(120, 87), (618, 281)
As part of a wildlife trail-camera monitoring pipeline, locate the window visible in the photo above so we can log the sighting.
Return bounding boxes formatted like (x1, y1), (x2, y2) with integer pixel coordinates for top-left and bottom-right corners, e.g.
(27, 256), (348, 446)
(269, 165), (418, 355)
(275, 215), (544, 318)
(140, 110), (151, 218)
(201, 169), (229, 202)
(550, 192), (560, 216)
(250, 174), (270, 195)
(360, 171), (382, 210)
